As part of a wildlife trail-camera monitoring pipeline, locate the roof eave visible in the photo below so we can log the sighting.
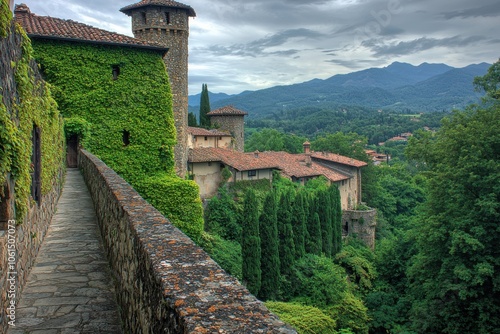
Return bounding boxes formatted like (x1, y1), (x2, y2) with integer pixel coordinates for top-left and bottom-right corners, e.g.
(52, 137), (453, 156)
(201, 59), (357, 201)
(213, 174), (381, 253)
(27, 34), (169, 53)
(120, 4), (196, 17)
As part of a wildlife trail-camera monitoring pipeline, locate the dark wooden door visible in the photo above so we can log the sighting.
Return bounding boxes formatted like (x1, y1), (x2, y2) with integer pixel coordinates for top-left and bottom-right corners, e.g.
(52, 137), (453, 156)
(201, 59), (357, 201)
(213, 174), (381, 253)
(66, 135), (78, 168)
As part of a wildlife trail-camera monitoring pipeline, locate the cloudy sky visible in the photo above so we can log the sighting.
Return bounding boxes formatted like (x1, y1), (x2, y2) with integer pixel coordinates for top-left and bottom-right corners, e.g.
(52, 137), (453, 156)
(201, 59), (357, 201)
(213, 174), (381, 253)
(16, 0), (500, 95)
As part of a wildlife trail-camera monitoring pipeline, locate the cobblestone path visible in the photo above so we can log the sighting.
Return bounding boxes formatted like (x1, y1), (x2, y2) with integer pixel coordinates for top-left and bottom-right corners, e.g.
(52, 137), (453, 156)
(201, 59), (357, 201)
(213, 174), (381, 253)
(8, 169), (122, 334)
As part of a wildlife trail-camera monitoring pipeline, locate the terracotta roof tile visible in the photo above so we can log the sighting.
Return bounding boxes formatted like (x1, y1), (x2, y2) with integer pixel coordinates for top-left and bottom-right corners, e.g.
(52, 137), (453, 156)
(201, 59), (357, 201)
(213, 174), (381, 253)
(207, 105), (248, 116)
(14, 4), (165, 50)
(310, 152), (367, 168)
(120, 0), (196, 17)
(187, 127), (231, 137)
(189, 149), (351, 182)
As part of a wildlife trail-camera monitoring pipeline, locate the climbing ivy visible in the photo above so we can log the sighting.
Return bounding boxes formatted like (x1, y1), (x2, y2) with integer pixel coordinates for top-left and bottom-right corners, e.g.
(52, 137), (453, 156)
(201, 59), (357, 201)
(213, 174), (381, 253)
(1, 18), (65, 220)
(0, 0), (11, 38)
(30, 39), (203, 236)
(31, 40), (176, 182)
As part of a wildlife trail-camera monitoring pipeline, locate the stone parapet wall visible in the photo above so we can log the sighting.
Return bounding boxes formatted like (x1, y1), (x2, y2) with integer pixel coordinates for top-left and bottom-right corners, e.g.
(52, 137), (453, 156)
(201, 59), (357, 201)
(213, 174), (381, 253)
(0, 170), (63, 332)
(78, 149), (295, 333)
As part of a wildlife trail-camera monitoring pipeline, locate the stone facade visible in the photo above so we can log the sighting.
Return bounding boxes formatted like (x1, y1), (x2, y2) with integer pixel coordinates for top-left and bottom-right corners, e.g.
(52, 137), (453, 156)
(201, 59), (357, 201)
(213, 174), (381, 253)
(342, 209), (377, 249)
(210, 114), (246, 152)
(79, 149), (296, 333)
(123, 3), (195, 177)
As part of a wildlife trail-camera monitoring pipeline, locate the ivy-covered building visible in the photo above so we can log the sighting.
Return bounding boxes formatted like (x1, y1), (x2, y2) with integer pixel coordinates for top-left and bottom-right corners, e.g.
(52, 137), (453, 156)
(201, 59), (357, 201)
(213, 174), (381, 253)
(14, 3), (204, 240)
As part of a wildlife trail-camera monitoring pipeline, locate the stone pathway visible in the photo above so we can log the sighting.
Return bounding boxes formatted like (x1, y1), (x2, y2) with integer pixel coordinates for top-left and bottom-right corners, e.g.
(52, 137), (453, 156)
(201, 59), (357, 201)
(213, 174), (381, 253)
(8, 169), (122, 334)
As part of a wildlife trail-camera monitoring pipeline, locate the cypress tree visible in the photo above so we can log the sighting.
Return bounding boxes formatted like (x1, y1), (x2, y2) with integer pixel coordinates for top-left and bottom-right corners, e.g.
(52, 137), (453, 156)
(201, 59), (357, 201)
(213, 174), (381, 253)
(305, 194), (322, 255)
(188, 111), (197, 127)
(291, 191), (307, 259)
(199, 83), (211, 128)
(258, 191), (280, 301)
(318, 189), (333, 257)
(329, 185), (343, 255)
(241, 189), (261, 295)
(278, 189), (296, 277)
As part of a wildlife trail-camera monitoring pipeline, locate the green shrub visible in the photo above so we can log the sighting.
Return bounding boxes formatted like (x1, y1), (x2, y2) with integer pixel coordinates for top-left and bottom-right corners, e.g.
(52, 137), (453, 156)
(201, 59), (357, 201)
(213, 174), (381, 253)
(266, 301), (337, 334)
(134, 174), (203, 241)
(198, 232), (242, 280)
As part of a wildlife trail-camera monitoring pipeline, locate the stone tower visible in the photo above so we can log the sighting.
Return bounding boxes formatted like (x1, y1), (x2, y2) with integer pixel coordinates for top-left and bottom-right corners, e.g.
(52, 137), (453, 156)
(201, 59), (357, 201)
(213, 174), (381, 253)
(208, 106), (248, 152)
(120, 0), (196, 177)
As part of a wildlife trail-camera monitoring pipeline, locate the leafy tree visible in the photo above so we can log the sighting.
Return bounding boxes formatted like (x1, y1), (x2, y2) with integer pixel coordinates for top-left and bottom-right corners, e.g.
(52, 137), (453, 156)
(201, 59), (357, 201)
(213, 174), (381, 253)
(188, 111), (198, 126)
(407, 100), (500, 333)
(259, 191), (281, 301)
(326, 292), (370, 334)
(474, 58), (500, 100)
(241, 189), (261, 295)
(198, 232), (242, 280)
(265, 301), (338, 334)
(199, 83), (211, 128)
(204, 188), (240, 241)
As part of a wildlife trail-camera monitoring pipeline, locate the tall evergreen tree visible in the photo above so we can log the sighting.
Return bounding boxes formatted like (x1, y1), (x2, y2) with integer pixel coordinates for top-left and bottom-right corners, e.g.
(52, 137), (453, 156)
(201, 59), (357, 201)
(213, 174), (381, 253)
(292, 191), (307, 259)
(305, 194), (322, 255)
(329, 185), (343, 255)
(278, 189), (296, 277)
(258, 191), (280, 301)
(188, 111), (197, 127)
(318, 189), (333, 257)
(241, 189), (261, 295)
(199, 83), (211, 128)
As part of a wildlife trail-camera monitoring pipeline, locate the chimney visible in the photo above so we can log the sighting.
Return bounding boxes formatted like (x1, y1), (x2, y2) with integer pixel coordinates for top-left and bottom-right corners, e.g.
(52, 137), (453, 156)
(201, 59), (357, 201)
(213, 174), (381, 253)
(303, 141), (311, 154)
(254, 150), (259, 158)
(14, 3), (30, 14)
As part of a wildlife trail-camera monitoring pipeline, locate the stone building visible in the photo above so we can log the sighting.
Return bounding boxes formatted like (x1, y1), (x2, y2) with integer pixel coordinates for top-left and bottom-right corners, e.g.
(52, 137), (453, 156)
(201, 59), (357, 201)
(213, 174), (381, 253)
(121, 0), (196, 177)
(208, 105), (248, 152)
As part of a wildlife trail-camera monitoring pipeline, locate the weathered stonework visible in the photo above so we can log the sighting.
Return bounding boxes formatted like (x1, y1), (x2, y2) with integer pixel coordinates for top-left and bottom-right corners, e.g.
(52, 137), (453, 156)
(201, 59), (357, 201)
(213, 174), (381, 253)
(0, 172), (63, 332)
(342, 208), (377, 249)
(123, 4), (194, 177)
(79, 149), (296, 333)
(0, 20), (64, 332)
(210, 115), (246, 152)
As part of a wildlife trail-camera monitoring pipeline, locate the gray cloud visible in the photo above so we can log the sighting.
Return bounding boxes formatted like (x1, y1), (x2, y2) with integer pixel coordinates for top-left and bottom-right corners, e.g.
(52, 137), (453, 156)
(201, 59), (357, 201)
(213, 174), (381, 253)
(441, 2), (500, 19)
(17, 0), (500, 94)
(367, 36), (488, 57)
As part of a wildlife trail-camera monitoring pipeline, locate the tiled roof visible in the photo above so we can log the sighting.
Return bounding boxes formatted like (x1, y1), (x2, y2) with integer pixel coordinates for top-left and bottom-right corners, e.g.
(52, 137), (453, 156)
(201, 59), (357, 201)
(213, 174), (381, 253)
(187, 127), (230, 137)
(120, 0), (196, 17)
(189, 148), (351, 182)
(189, 148), (279, 171)
(310, 152), (367, 168)
(207, 106), (248, 117)
(14, 4), (166, 50)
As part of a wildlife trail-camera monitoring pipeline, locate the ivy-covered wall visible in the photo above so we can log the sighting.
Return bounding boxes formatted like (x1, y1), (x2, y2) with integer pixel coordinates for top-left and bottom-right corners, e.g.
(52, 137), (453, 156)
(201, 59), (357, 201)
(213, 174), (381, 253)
(1, 13), (64, 220)
(30, 39), (204, 238)
(32, 40), (176, 182)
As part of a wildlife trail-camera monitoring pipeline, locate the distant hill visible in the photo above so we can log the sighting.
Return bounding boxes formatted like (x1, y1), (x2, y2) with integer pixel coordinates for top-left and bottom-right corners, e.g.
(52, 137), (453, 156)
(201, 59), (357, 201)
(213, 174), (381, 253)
(188, 92), (234, 107)
(190, 62), (490, 118)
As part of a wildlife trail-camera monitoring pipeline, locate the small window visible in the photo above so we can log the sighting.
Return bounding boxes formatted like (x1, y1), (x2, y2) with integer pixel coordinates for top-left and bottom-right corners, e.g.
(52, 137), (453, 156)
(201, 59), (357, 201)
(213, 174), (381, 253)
(208, 162), (212, 166)
(140, 12), (147, 24)
(122, 130), (130, 146)
(112, 65), (120, 80)
(248, 170), (257, 177)
(204, 136), (208, 141)
(165, 12), (170, 24)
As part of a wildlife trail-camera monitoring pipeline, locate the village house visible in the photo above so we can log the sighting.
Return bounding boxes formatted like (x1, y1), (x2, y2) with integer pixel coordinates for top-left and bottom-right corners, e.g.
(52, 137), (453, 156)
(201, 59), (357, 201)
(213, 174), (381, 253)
(187, 107), (368, 210)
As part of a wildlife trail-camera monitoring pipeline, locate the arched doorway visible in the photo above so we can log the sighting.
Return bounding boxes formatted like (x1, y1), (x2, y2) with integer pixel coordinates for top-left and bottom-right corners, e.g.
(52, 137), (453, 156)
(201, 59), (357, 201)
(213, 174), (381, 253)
(66, 134), (79, 168)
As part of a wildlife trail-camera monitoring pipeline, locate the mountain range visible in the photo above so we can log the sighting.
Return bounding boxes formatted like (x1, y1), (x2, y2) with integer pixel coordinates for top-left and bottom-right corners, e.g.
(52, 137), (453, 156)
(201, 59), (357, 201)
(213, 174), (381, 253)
(188, 62), (490, 118)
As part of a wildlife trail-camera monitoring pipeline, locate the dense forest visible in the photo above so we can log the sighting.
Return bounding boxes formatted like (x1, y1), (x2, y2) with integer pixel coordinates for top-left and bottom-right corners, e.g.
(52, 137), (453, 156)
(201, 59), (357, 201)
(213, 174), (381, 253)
(197, 61), (500, 333)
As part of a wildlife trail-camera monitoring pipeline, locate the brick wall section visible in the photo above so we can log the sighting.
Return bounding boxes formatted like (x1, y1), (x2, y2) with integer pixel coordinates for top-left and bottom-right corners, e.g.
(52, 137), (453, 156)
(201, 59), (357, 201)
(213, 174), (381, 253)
(0, 171), (63, 332)
(79, 149), (296, 333)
